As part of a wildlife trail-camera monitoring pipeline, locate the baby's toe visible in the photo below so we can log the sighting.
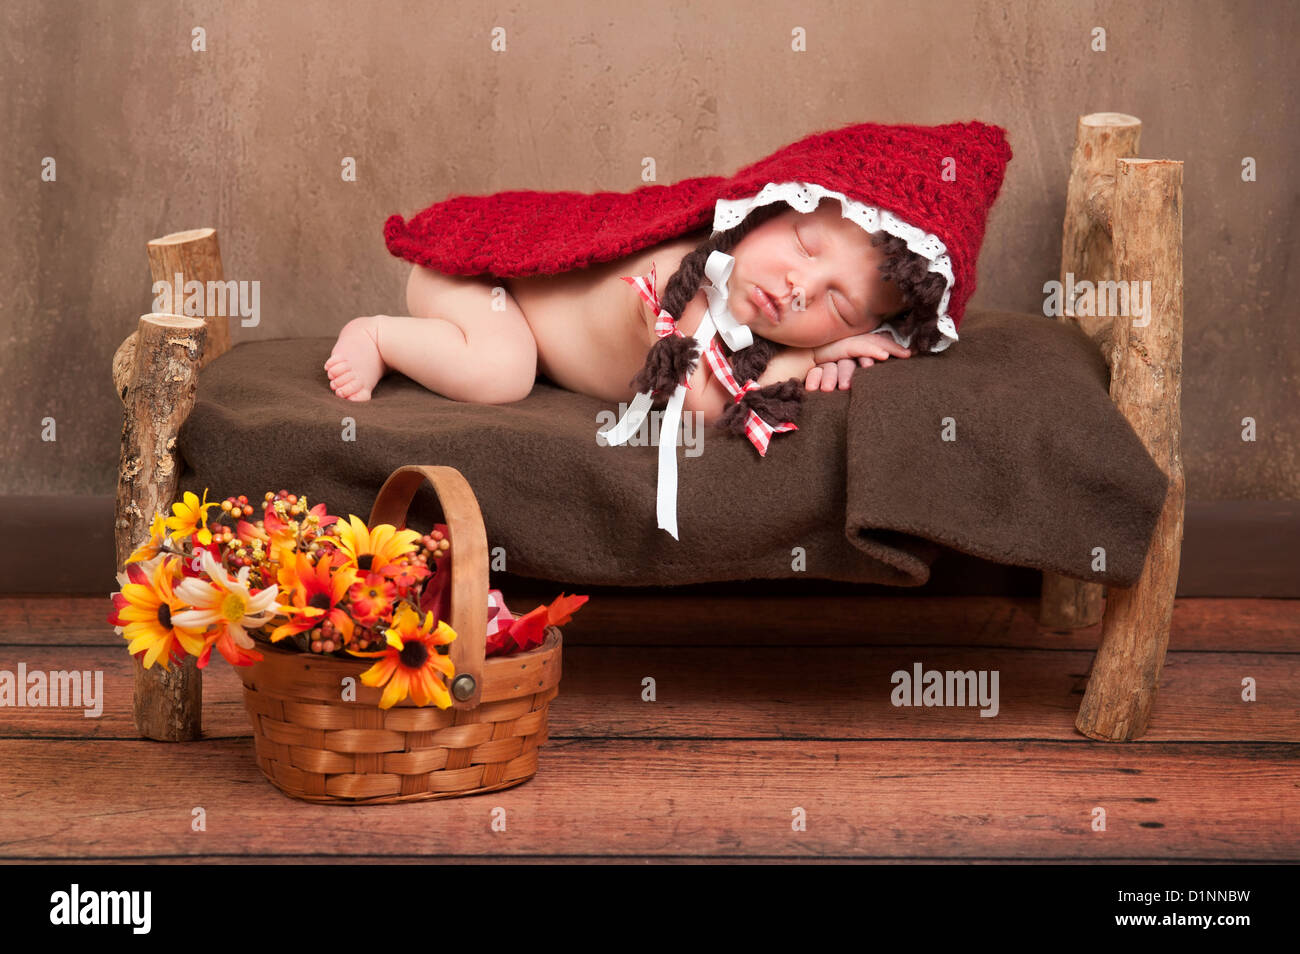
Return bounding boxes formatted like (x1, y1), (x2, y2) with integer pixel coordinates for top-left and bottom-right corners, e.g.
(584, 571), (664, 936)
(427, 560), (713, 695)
(331, 375), (361, 398)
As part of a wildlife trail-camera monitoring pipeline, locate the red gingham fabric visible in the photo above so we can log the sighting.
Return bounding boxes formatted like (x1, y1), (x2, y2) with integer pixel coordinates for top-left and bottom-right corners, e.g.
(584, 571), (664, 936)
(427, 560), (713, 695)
(485, 588), (511, 637)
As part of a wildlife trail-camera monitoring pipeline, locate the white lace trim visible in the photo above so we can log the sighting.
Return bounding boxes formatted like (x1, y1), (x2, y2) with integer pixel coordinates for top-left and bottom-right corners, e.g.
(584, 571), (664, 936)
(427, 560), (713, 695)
(712, 181), (957, 353)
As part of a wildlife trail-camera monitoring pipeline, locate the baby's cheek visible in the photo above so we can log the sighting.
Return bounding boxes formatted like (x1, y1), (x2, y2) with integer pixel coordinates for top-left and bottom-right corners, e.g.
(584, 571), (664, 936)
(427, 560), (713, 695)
(810, 315), (839, 346)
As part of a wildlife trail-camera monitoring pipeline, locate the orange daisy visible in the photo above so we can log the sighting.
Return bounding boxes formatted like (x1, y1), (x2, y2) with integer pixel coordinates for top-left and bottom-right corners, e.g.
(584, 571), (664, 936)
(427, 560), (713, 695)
(268, 550), (357, 644)
(347, 571), (399, 628)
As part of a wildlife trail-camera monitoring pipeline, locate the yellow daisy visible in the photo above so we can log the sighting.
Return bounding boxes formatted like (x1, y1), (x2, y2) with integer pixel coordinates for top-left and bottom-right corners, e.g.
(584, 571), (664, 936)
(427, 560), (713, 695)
(109, 555), (208, 669)
(329, 515), (422, 576)
(125, 511), (171, 564)
(348, 603), (456, 709)
(165, 489), (220, 546)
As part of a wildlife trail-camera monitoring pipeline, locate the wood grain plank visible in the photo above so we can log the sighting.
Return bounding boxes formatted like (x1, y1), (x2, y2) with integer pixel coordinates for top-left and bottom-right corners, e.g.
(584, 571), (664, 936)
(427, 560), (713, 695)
(2, 644), (1295, 742)
(16, 856), (1287, 865)
(0, 739), (1294, 861)
(5, 596), (1299, 651)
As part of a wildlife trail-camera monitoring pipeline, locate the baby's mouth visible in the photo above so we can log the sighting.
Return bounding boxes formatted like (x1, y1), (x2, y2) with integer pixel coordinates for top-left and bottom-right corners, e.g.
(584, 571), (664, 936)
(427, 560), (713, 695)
(750, 284), (781, 323)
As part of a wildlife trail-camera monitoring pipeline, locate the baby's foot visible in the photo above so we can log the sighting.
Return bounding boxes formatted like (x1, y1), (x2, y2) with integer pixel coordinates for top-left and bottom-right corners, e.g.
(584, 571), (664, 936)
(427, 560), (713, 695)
(325, 316), (388, 401)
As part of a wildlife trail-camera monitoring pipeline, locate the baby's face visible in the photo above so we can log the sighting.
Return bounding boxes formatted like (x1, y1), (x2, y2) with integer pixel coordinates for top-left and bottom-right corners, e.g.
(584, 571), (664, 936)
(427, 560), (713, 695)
(725, 200), (905, 348)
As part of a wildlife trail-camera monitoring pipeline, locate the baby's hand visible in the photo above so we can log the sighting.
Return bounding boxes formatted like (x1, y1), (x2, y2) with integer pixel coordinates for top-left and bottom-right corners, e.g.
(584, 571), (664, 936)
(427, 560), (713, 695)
(806, 332), (913, 392)
(806, 358), (866, 392)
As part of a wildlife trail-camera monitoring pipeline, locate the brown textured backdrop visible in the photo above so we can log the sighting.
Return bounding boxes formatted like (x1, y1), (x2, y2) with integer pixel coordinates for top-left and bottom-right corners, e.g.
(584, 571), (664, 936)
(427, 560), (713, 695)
(2, 0), (1296, 502)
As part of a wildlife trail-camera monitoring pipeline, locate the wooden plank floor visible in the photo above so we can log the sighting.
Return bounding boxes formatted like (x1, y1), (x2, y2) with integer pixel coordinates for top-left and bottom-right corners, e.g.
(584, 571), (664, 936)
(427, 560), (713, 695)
(1, 593), (1296, 863)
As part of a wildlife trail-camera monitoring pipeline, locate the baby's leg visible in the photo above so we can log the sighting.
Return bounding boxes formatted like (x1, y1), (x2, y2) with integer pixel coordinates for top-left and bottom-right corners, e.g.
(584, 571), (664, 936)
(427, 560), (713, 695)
(326, 268), (536, 403)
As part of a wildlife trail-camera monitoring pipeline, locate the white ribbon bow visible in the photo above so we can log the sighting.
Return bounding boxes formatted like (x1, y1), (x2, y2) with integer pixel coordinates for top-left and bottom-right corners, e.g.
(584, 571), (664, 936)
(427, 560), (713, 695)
(700, 250), (753, 352)
(597, 250), (748, 539)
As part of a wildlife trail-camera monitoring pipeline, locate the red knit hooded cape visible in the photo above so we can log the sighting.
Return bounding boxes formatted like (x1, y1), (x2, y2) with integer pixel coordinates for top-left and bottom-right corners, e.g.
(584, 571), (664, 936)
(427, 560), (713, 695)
(384, 120), (1012, 330)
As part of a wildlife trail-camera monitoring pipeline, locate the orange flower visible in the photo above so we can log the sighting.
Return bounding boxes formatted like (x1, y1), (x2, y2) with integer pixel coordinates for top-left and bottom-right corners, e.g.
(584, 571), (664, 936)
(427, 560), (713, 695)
(385, 557), (432, 595)
(348, 603), (456, 709)
(268, 550), (357, 644)
(347, 572), (399, 628)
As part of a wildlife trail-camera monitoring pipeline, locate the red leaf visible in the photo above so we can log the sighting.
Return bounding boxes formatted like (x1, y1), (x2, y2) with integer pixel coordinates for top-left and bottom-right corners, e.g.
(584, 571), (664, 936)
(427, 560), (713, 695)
(485, 627), (510, 657)
(545, 593), (589, 627)
(507, 610), (548, 654)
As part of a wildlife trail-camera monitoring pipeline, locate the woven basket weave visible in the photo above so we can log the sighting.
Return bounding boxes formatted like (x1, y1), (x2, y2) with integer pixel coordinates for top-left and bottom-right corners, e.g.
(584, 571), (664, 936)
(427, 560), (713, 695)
(236, 464), (563, 804)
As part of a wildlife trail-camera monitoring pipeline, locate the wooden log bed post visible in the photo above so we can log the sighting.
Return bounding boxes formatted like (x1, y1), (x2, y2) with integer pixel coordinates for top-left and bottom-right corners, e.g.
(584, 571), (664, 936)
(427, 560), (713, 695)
(1041, 113), (1142, 629)
(1036, 113), (1185, 740)
(1076, 155), (1184, 740)
(113, 229), (230, 741)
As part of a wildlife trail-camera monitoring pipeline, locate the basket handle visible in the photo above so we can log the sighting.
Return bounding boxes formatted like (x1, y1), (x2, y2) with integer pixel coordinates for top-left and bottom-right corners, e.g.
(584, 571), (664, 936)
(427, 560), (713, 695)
(367, 465), (487, 710)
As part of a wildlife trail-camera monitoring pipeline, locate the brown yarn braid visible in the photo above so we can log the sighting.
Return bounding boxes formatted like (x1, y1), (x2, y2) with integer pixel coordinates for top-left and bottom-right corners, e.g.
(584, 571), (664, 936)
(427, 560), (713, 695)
(629, 201), (947, 431)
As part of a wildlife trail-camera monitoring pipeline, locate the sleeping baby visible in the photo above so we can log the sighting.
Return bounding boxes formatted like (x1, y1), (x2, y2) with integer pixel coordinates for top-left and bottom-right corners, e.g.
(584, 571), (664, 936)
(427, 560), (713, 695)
(323, 196), (948, 426)
(322, 119), (1011, 537)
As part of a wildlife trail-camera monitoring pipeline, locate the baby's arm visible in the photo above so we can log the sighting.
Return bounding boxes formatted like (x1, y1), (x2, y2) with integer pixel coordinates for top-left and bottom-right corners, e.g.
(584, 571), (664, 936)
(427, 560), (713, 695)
(758, 347), (818, 387)
(684, 333), (903, 424)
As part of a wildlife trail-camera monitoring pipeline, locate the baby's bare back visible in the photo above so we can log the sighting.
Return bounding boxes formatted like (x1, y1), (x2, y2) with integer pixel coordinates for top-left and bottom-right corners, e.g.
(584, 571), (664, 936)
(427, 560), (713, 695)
(502, 235), (704, 403)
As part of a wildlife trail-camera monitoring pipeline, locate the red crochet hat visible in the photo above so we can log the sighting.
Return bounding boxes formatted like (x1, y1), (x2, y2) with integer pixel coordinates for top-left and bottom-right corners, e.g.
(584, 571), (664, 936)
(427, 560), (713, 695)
(384, 119), (1013, 349)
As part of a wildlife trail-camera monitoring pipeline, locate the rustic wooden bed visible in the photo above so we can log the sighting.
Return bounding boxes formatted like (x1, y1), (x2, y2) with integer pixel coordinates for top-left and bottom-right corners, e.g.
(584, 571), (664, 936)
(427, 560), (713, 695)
(112, 112), (1184, 745)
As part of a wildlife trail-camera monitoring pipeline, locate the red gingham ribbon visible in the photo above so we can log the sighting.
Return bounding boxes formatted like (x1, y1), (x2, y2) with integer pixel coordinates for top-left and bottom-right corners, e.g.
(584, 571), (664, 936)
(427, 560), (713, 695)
(622, 262), (679, 339)
(622, 261), (690, 390)
(623, 264), (798, 457)
(702, 334), (798, 457)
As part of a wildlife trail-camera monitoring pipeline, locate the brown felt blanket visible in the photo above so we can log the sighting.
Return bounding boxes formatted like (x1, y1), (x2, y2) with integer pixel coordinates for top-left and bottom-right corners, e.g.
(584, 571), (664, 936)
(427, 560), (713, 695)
(176, 308), (1168, 588)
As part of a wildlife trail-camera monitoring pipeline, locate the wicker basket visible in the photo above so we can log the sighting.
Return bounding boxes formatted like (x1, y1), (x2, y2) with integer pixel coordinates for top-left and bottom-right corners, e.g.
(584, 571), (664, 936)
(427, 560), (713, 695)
(236, 464), (563, 804)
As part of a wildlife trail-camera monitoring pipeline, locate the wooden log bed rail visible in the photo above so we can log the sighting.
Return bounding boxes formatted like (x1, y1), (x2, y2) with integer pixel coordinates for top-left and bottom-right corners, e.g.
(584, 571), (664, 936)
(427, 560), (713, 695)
(112, 112), (1184, 745)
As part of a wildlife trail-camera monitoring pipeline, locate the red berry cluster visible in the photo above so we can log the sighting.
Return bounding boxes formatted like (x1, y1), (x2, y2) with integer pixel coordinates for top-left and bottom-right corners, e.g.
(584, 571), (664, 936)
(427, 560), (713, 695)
(312, 618), (342, 655)
(421, 529), (451, 561)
